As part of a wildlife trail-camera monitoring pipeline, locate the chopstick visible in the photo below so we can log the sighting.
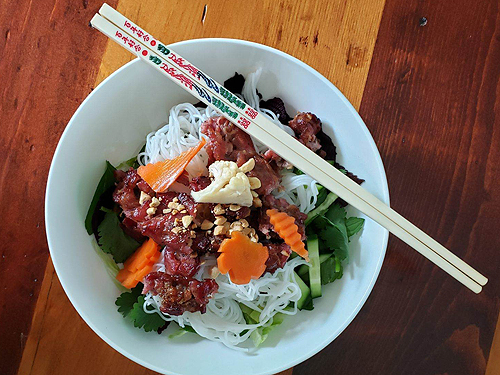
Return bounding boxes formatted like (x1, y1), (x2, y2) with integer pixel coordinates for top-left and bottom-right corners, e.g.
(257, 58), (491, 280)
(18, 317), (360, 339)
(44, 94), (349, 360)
(90, 5), (488, 293)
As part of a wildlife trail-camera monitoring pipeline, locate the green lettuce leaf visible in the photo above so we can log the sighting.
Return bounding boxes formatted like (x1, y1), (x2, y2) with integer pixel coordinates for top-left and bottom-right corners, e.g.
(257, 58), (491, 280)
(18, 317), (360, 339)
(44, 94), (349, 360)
(85, 161), (116, 234)
(97, 208), (140, 263)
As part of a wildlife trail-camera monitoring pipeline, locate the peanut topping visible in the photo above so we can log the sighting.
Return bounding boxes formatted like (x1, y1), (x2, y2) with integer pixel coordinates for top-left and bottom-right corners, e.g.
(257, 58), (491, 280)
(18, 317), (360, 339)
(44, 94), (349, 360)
(229, 204), (241, 211)
(214, 204), (225, 215)
(239, 158), (255, 173)
(214, 216), (227, 226)
(201, 219), (214, 230)
(149, 197), (161, 208)
(248, 177), (261, 190)
(253, 197), (262, 208)
(139, 191), (151, 205)
(182, 215), (194, 228)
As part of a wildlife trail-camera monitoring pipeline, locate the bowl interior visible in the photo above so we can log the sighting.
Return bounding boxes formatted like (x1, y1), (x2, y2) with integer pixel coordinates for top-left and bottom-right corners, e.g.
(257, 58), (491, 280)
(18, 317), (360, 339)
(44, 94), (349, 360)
(45, 39), (389, 375)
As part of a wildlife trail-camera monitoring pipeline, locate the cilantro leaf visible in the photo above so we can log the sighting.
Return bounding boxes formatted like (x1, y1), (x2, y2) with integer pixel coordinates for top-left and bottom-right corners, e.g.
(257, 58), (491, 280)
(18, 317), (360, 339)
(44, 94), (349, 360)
(325, 203), (347, 223)
(85, 161), (116, 234)
(98, 209), (140, 263)
(115, 283), (143, 317)
(346, 217), (365, 238)
(320, 256), (344, 285)
(128, 295), (167, 332)
(317, 217), (349, 261)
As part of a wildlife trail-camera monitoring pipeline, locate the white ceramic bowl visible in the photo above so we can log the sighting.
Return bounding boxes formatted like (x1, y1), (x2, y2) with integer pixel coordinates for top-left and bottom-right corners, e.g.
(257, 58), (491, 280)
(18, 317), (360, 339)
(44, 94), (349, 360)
(45, 38), (389, 375)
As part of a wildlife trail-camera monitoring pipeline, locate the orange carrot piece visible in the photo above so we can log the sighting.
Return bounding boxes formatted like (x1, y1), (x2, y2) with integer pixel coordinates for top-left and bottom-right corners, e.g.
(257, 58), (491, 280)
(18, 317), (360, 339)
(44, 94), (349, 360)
(267, 209), (309, 261)
(217, 231), (269, 285)
(137, 138), (206, 193)
(116, 270), (137, 289)
(123, 238), (160, 272)
(116, 238), (161, 289)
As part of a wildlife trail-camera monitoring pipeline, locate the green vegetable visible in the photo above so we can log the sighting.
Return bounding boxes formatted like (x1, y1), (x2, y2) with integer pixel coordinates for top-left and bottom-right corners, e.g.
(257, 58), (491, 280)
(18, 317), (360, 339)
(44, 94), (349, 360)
(320, 256), (343, 285)
(169, 324), (196, 339)
(346, 217), (365, 238)
(314, 186), (328, 207)
(296, 253), (330, 278)
(116, 156), (137, 171)
(98, 208), (140, 263)
(128, 295), (166, 332)
(320, 205), (349, 261)
(294, 271), (312, 310)
(115, 283), (143, 317)
(239, 304), (287, 347)
(85, 161), (116, 234)
(115, 283), (165, 332)
(305, 192), (338, 226)
(91, 239), (125, 291)
(307, 235), (322, 298)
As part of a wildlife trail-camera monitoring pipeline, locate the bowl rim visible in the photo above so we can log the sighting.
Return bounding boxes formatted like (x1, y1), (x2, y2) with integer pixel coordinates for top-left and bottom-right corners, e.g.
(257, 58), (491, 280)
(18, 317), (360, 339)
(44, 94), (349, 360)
(45, 37), (390, 375)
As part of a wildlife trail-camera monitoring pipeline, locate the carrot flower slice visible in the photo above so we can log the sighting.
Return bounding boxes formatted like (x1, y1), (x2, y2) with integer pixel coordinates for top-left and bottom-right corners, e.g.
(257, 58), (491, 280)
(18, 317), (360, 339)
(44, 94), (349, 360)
(137, 138), (206, 193)
(116, 238), (161, 289)
(217, 231), (269, 285)
(267, 209), (309, 261)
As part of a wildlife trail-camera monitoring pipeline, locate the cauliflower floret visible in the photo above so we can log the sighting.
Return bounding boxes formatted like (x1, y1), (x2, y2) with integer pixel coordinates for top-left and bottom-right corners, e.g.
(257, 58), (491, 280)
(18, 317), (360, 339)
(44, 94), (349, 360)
(191, 160), (254, 206)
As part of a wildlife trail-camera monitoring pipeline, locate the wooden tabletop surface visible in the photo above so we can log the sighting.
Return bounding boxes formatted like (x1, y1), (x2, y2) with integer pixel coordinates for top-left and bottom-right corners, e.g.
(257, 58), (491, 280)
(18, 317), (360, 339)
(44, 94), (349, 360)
(1, 0), (499, 374)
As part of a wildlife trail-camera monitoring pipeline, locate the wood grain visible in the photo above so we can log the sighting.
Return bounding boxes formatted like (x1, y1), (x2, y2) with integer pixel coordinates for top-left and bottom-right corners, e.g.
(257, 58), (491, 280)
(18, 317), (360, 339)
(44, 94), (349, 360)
(0, 1), (117, 374)
(14, 0), (385, 374)
(294, 0), (500, 374)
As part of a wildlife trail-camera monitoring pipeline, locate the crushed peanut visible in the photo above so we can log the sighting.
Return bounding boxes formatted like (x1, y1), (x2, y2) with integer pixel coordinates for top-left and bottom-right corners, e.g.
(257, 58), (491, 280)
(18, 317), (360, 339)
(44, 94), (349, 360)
(173, 197), (179, 203)
(172, 209), (179, 215)
(214, 204), (225, 215)
(182, 215), (194, 228)
(171, 227), (182, 234)
(239, 158), (255, 173)
(146, 207), (156, 216)
(214, 216), (227, 226)
(230, 221), (243, 231)
(229, 204), (241, 211)
(177, 204), (185, 211)
(242, 227), (252, 236)
(214, 225), (224, 236)
(162, 209), (169, 214)
(167, 201), (176, 209)
(281, 250), (289, 256)
(139, 191), (151, 205)
(150, 197), (161, 208)
(180, 210), (187, 214)
(240, 219), (249, 228)
(251, 190), (259, 198)
(190, 230), (196, 238)
(201, 219), (214, 230)
(248, 177), (261, 190)
(253, 197), (262, 207)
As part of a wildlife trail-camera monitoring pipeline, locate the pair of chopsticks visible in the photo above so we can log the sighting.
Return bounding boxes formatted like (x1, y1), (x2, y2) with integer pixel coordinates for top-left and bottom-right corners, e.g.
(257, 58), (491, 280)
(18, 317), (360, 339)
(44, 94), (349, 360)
(90, 4), (488, 293)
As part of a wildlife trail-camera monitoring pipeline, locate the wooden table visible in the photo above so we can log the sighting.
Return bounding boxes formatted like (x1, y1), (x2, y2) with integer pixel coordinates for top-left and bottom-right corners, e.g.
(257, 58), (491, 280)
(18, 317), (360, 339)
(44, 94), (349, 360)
(2, 0), (499, 374)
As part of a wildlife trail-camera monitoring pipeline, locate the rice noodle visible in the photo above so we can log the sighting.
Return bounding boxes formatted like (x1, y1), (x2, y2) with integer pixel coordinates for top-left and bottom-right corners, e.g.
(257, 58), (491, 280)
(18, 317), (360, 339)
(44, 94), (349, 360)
(274, 170), (320, 214)
(144, 256), (307, 350)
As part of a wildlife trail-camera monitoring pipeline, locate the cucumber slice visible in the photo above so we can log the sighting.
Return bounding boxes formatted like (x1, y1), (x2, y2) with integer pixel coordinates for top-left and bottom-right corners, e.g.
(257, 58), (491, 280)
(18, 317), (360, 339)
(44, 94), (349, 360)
(305, 192), (338, 226)
(307, 235), (322, 298)
(297, 253), (331, 278)
(294, 271), (311, 310)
